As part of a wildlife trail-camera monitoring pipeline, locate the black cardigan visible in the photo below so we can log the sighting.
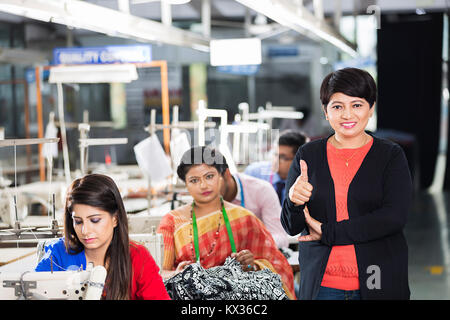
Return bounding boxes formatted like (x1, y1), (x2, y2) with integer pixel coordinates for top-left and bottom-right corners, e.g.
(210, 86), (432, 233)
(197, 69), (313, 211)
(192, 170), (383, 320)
(281, 134), (413, 300)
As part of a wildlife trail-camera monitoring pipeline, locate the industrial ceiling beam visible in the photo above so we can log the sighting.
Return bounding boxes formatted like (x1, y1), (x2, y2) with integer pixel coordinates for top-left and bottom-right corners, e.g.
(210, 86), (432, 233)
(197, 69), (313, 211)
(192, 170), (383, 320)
(0, 0), (210, 52)
(234, 0), (358, 57)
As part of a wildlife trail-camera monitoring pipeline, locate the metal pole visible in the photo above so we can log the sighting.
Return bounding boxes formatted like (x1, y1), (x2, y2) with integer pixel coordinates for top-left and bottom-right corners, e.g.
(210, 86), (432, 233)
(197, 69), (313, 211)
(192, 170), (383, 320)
(201, 0), (211, 38)
(56, 82), (72, 185)
(35, 67), (46, 181)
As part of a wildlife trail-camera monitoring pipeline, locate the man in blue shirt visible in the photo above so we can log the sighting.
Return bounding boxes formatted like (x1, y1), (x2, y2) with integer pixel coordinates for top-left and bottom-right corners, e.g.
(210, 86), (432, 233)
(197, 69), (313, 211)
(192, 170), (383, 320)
(245, 130), (308, 205)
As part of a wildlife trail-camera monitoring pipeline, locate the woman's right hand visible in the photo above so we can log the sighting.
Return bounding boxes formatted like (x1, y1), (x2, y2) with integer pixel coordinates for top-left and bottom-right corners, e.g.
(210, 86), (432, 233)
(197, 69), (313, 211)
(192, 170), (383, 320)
(231, 249), (255, 272)
(288, 160), (313, 206)
(175, 260), (192, 273)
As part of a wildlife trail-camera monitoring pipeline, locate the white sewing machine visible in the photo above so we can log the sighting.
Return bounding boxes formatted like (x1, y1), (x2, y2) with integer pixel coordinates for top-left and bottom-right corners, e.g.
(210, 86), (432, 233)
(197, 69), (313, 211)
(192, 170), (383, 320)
(0, 264), (106, 300)
(129, 232), (164, 271)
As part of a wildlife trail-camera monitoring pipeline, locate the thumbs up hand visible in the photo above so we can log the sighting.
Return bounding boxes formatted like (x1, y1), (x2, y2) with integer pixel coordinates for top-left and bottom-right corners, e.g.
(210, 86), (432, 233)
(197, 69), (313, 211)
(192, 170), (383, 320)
(288, 159), (313, 206)
(299, 159), (309, 182)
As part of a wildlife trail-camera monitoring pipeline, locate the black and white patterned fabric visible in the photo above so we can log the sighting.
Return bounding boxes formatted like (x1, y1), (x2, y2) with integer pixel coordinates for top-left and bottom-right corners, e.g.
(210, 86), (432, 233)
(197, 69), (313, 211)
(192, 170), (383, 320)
(164, 257), (288, 300)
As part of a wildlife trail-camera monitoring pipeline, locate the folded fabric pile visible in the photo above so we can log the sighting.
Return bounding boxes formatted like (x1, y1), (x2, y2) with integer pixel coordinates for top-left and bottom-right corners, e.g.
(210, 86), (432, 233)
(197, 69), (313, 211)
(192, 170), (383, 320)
(164, 257), (288, 300)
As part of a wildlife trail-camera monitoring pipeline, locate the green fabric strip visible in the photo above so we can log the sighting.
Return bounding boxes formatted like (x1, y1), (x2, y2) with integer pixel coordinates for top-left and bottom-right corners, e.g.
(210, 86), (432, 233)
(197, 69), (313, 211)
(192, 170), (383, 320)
(191, 197), (236, 262)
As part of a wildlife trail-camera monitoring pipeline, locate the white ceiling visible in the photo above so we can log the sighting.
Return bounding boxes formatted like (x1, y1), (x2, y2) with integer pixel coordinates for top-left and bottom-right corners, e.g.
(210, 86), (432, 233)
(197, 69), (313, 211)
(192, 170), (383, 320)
(1, 0), (448, 25)
(0, 0), (446, 58)
(87, 0), (450, 20)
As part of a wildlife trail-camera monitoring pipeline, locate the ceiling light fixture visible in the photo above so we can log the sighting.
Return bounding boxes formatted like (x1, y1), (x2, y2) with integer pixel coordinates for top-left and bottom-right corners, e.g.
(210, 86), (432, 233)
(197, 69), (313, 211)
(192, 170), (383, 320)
(131, 0), (191, 4)
(0, 0), (209, 52)
(234, 0), (358, 58)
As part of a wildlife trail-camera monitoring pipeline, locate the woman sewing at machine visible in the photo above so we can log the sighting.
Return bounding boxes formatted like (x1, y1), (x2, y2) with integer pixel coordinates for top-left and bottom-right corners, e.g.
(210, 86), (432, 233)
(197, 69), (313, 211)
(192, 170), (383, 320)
(35, 173), (170, 300)
(157, 146), (295, 299)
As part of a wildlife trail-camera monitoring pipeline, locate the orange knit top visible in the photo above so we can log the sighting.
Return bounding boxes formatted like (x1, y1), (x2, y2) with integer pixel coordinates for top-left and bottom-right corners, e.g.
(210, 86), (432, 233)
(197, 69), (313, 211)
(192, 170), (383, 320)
(320, 137), (373, 290)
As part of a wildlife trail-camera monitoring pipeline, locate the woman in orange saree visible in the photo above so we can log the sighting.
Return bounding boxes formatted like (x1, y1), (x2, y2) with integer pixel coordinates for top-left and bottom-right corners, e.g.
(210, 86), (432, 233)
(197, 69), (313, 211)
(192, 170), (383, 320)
(157, 146), (295, 299)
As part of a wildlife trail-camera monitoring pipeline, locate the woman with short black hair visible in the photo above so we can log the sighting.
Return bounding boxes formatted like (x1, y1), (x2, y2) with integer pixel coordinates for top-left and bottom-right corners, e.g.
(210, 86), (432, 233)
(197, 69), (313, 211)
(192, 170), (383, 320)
(281, 67), (413, 300)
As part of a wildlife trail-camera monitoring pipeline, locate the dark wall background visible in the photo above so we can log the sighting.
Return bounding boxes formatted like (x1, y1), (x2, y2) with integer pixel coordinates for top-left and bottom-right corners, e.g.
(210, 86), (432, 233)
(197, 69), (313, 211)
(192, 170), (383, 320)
(445, 16), (450, 189)
(377, 12), (443, 190)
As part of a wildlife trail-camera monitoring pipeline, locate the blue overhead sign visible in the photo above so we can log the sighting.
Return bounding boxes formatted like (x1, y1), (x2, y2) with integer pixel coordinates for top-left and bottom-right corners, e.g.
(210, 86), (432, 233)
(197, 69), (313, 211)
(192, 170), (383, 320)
(52, 45), (152, 65)
(267, 46), (299, 57)
(333, 57), (376, 70)
(216, 65), (260, 76)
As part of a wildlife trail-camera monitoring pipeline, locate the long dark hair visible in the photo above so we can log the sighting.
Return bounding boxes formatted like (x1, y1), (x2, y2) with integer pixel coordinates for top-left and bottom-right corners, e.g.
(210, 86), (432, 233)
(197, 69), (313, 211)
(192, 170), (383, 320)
(64, 173), (131, 300)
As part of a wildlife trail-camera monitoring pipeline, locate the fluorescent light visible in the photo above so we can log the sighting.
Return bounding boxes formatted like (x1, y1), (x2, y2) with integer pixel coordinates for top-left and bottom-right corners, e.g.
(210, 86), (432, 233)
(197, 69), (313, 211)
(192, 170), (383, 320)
(416, 8), (426, 15)
(131, 0), (191, 4)
(319, 57), (329, 65)
(0, 4), (52, 22)
(234, 0), (358, 58)
(0, 0), (210, 52)
(48, 64), (138, 84)
(210, 38), (262, 66)
(163, 0), (191, 3)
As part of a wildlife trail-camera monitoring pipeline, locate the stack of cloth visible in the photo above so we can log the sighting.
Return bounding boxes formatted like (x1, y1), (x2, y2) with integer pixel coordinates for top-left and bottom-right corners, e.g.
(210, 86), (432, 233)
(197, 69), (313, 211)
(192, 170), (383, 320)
(164, 257), (288, 300)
